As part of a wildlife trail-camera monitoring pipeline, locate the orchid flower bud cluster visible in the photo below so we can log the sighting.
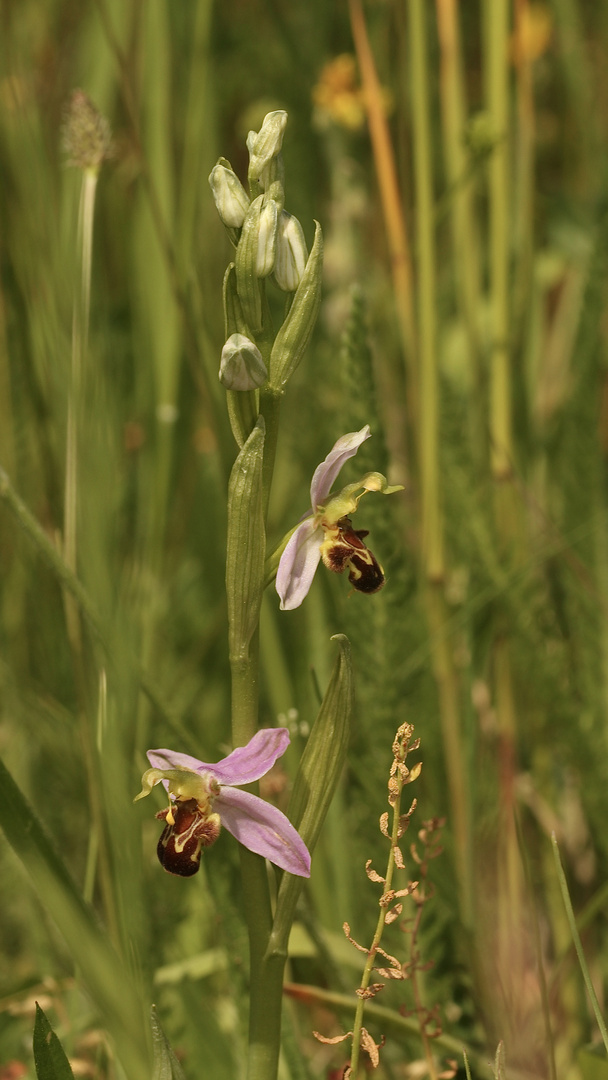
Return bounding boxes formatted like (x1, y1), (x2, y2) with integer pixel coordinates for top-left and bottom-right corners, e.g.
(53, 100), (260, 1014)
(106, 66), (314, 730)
(209, 111), (323, 400)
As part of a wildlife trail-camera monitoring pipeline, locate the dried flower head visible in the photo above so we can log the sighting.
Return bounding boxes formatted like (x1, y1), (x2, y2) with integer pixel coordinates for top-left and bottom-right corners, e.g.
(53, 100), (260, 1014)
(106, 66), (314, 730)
(62, 89), (112, 172)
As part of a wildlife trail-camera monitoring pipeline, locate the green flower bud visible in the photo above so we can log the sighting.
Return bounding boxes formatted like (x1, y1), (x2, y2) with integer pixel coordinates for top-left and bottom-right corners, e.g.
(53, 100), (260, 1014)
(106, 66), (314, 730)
(222, 266), (259, 448)
(269, 220), (323, 389)
(247, 110), (287, 187)
(219, 333), (268, 391)
(235, 194), (265, 334)
(209, 159), (250, 228)
(256, 198), (278, 277)
(273, 211), (308, 292)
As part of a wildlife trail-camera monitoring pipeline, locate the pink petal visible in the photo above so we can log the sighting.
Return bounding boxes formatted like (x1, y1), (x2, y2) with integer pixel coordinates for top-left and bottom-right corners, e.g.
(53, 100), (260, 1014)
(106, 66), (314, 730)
(276, 517), (322, 610)
(146, 728), (290, 787)
(309, 426), (371, 509)
(216, 787), (311, 876)
(207, 728), (290, 785)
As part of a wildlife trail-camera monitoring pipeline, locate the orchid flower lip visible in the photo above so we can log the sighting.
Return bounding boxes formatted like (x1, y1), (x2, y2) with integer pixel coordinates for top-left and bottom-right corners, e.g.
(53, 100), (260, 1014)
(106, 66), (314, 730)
(136, 728), (311, 878)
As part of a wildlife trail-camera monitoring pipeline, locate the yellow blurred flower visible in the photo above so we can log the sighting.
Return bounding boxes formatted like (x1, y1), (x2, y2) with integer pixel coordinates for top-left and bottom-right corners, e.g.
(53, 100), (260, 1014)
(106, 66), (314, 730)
(512, 3), (553, 63)
(312, 54), (366, 131)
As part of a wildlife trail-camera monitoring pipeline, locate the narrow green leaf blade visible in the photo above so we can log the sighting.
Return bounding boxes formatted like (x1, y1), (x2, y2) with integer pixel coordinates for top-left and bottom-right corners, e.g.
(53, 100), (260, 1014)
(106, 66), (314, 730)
(271, 635), (354, 950)
(150, 1006), (187, 1080)
(0, 756), (151, 1080)
(33, 1003), (75, 1080)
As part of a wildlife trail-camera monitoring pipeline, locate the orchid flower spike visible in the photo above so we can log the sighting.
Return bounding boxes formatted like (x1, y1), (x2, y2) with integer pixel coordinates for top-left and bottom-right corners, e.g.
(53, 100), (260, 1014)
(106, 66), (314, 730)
(134, 728), (310, 878)
(276, 426), (403, 610)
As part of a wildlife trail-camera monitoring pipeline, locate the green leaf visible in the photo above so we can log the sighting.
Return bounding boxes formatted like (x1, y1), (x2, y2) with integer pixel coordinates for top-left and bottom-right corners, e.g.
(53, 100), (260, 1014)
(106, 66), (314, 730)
(150, 1007), (187, 1080)
(33, 1004), (75, 1080)
(271, 635), (354, 950)
(226, 416), (266, 662)
(552, 833), (608, 1054)
(287, 634), (354, 848)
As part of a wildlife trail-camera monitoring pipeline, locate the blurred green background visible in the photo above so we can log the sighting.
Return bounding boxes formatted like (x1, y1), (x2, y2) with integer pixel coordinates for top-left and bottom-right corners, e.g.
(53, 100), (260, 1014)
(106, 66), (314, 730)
(1, 0), (608, 1077)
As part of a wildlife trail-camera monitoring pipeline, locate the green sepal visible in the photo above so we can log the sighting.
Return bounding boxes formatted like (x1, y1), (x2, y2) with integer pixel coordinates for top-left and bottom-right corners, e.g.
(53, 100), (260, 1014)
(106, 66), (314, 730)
(226, 417), (266, 662)
(263, 522), (300, 588)
(33, 1003), (75, 1080)
(235, 194), (265, 334)
(223, 263), (258, 448)
(150, 1007), (187, 1080)
(269, 635), (353, 953)
(269, 220), (323, 390)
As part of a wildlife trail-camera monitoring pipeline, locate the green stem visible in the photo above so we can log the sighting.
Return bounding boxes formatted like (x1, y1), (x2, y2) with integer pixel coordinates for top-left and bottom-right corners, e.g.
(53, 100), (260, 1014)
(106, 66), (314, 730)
(551, 834), (608, 1053)
(425, 583), (472, 926)
(409, 0), (442, 582)
(436, 0), (484, 466)
(259, 387), (283, 518)
(226, 417), (286, 1080)
(246, 940), (287, 1080)
(64, 168), (97, 581)
(63, 167), (122, 945)
(413, 0), (472, 939)
(486, 0), (512, 481)
(230, 629), (282, 1079)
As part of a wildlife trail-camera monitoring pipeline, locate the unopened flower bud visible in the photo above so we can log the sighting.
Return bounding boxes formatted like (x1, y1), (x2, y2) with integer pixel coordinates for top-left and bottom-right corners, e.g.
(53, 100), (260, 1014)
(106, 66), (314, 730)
(256, 198), (278, 276)
(62, 89), (112, 173)
(219, 333), (268, 391)
(274, 211), (308, 292)
(248, 110), (288, 186)
(209, 160), (250, 228)
(270, 220), (323, 389)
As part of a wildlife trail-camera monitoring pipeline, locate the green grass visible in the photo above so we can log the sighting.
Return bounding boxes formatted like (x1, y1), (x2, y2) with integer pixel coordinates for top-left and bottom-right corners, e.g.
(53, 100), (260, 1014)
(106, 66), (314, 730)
(1, 1), (608, 1077)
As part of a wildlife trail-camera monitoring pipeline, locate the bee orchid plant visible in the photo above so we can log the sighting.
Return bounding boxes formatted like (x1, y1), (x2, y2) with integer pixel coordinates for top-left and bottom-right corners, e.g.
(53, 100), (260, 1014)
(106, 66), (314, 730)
(135, 110), (402, 1080)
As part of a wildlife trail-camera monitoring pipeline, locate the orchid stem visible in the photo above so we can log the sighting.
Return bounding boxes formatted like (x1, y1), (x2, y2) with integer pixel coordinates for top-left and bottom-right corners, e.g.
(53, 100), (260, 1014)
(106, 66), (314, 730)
(259, 388), (283, 517)
(227, 426), (287, 1080)
(230, 638), (284, 1080)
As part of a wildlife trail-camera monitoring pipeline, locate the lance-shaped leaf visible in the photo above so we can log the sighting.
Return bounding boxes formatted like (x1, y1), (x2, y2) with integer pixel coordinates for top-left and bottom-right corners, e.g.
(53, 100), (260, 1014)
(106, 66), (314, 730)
(0, 757), (151, 1080)
(33, 1003), (75, 1080)
(287, 634), (353, 846)
(150, 1007), (187, 1080)
(270, 635), (354, 951)
(226, 417), (266, 662)
(269, 220), (323, 390)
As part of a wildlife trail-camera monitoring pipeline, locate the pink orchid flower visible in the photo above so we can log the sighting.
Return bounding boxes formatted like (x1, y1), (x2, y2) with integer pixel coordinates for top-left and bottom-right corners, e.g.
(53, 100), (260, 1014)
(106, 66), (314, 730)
(276, 426), (402, 610)
(135, 728), (310, 878)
